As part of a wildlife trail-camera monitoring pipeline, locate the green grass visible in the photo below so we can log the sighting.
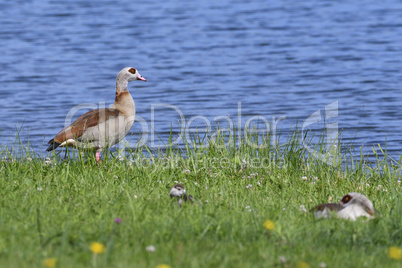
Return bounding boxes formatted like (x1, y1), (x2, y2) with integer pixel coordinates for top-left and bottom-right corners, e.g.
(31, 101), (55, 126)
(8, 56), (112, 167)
(0, 129), (401, 268)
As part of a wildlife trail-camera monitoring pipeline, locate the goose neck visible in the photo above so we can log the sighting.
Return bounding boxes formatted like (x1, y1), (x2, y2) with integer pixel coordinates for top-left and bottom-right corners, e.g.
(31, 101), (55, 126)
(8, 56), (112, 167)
(116, 76), (128, 93)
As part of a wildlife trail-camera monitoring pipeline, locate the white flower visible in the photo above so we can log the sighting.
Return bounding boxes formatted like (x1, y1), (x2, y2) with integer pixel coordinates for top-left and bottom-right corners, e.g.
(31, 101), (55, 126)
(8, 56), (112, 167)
(301, 176), (308, 181)
(205, 186), (209, 189)
(246, 184), (252, 189)
(245, 206), (250, 209)
(256, 182), (261, 186)
(248, 209), (253, 212)
(184, 169), (190, 174)
(278, 256), (286, 263)
(117, 155), (124, 161)
(37, 187), (42, 192)
(377, 185), (383, 190)
(27, 157), (32, 162)
(282, 207), (286, 210)
(194, 182), (198, 185)
(44, 158), (52, 165)
(174, 181), (179, 183)
(319, 262), (327, 268)
(299, 205), (307, 213)
(134, 195), (138, 199)
(146, 245), (156, 252)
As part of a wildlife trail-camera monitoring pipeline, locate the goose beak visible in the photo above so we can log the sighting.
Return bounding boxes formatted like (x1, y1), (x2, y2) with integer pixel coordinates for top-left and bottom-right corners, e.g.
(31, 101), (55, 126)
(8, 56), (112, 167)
(365, 206), (375, 216)
(137, 75), (147, 81)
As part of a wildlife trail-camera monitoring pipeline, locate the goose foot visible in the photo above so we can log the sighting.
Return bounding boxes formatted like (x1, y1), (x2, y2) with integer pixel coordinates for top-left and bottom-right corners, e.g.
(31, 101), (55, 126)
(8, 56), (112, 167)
(95, 151), (101, 163)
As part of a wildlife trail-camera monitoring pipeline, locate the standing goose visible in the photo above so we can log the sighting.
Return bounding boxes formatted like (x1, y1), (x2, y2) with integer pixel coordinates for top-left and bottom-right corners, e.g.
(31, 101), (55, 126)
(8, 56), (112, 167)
(46, 67), (146, 161)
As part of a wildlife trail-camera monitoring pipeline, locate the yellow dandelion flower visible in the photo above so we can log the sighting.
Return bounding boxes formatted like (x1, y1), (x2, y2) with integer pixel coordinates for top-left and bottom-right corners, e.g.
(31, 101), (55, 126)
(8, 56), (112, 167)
(296, 261), (310, 268)
(263, 220), (275, 231)
(90, 242), (105, 254)
(388, 246), (402, 260)
(156, 265), (172, 268)
(44, 258), (57, 268)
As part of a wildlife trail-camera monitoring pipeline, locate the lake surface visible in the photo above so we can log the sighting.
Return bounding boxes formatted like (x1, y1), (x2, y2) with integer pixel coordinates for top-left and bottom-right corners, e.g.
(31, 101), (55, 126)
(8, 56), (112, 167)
(1, 0), (402, 161)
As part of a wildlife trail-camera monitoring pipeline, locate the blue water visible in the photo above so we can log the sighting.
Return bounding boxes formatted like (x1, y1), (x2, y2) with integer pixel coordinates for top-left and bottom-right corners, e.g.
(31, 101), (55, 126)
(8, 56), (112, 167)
(1, 0), (402, 160)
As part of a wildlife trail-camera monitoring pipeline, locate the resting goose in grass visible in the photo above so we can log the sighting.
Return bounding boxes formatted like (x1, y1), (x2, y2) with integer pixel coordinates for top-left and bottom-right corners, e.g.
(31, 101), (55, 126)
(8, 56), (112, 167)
(170, 184), (195, 206)
(311, 192), (376, 221)
(46, 67), (146, 161)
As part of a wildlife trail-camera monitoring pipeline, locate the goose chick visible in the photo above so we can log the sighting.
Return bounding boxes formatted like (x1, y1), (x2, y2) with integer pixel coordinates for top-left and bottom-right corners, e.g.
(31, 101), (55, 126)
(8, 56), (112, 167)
(169, 184), (195, 206)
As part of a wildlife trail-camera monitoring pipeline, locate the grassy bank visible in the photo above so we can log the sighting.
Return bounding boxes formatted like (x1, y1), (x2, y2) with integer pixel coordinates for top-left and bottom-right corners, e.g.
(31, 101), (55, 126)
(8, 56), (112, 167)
(0, 130), (400, 268)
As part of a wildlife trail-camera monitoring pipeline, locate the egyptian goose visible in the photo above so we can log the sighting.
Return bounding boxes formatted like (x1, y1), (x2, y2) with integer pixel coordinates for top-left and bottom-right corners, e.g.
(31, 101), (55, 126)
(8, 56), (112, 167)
(169, 184), (195, 206)
(46, 67), (146, 161)
(311, 192), (376, 221)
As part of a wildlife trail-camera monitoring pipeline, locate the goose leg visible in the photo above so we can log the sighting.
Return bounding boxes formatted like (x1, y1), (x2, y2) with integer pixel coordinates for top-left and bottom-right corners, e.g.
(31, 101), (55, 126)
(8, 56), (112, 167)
(95, 149), (102, 162)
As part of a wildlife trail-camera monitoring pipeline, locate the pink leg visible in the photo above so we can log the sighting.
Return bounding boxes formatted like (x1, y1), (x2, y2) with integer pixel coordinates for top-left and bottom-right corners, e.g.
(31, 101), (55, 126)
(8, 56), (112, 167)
(95, 151), (101, 162)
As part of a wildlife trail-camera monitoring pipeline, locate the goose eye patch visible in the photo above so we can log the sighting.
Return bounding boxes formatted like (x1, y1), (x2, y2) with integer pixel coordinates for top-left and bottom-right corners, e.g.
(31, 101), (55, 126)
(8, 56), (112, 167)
(341, 195), (352, 203)
(129, 68), (136, 74)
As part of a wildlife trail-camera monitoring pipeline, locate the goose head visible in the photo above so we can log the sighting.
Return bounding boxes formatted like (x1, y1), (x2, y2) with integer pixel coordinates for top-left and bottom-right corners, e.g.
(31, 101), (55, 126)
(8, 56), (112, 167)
(118, 67), (147, 82)
(337, 192), (375, 220)
(170, 184), (187, 198)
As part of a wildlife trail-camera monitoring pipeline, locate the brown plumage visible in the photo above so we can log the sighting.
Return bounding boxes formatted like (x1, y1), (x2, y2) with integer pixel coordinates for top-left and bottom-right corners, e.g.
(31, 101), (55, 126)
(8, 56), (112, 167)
(310, 203), (342, 213)
(46, 108), (121, 151)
